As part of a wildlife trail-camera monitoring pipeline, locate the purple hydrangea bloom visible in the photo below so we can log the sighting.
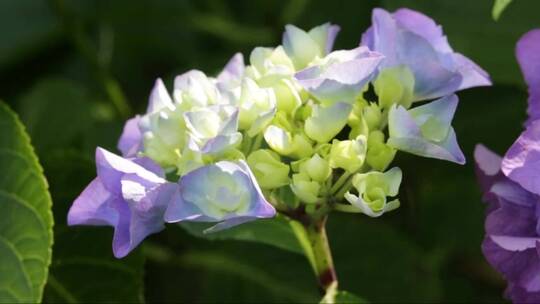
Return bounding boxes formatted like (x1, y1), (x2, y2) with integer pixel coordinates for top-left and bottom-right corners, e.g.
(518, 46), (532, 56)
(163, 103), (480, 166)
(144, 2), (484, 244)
(502, 120), (540, 196)
(474, 145), (540, 302)
(515, 30), (540, 127)
(164, 160), (276, 233)
(68, 147), (177, 258)
(474, 29), (540, 302)
(361, 8), (491, 101)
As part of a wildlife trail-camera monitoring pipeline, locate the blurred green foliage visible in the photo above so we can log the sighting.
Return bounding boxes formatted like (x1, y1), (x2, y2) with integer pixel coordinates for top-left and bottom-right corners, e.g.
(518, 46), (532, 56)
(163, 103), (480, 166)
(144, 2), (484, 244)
(2, 0), (539, 302)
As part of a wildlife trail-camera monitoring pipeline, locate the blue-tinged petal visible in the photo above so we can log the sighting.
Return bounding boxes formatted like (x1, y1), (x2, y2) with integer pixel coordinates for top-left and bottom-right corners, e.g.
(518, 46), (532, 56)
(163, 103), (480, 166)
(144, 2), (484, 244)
(453, 53), (492, 90)
(408, 94), (457, 141)
(118, 115), (142, 158)
(283, 24), (320, 70)
(387, 95), (465, 164)
(295, 47), (383, 103)
(392, 8), (452, 53)
(397, 30), (462, 101)
(67, 178), (118, 226)
(164, 160), (275, 231)
(69, 148), (176, 258)
(184, 106), (241, 155)
(114, 176), (176, 258)
(217, 53), (245, 86)
(147, 78), (174, 113)
(95, 147), (165, 195)
(307, 23), (341, 55)
(361, 8), (491, 101)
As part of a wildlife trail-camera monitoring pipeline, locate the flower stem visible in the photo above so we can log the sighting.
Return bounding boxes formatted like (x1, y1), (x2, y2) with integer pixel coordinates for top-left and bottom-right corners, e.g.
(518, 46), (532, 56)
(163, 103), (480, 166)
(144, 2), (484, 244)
(291, 215), (337, 294)
(329, 172), (351, 194)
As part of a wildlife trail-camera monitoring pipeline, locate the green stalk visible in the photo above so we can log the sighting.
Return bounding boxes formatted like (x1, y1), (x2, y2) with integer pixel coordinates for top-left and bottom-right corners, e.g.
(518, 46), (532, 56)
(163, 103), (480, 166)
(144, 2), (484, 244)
(291, 215), (337, 294)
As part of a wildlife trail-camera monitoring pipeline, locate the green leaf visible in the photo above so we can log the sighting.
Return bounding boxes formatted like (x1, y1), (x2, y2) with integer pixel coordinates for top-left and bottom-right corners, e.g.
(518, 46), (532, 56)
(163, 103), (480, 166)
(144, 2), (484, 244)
(12, 77), (147, 302)
(17, 78), (102, 154)
(178, 215), (303, 254)
(492, 0), (513, 20)
(144, 232), (319, 303)
(0, 101), (54, 302)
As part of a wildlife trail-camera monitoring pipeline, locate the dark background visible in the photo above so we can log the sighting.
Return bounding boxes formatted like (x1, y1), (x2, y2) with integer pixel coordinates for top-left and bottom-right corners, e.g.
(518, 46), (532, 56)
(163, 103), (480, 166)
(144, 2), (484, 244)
(2, 0), (539, 302)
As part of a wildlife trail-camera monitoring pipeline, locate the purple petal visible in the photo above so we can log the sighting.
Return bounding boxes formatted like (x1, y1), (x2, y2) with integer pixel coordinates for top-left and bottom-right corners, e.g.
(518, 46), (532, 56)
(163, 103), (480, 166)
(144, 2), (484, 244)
(294, 47), (383, 102)
(392, 8), (452, 53)
(486, 196), (537, 237)
(164, 160), (275, 230)
(95, 147), (165, 195)
(491, 235), (539, 251)
(502, 120), (540, 196)
(516, 29), (540, 125)
(117, 116), (142, 158)
(217, 53), (245, 84)
(483, 236), (540, 289)
(67, 178), (118, 226)
(361, 7), (491, 101)
(453, 53), (492, 90)
(325, 24), (341, 54)
(203, 217), (256, 233)
(112, 181), (176, 258)
(505, 283), (540, 303)
(397, 30), (462, 101)
(474, 144), (503, 193)
(490, 181), (538, 208)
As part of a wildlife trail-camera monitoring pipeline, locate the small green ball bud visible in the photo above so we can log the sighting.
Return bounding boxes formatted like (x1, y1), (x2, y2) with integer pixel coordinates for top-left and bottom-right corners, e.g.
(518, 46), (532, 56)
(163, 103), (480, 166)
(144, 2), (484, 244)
(329, 136), (367, 173)
(247, 149), (290, 189)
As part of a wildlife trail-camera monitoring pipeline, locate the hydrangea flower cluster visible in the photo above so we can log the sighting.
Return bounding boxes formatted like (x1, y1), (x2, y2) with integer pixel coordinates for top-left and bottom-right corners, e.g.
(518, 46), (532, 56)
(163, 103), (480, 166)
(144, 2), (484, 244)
(475, 29), (540, 303)
(68, 8), (490, 259)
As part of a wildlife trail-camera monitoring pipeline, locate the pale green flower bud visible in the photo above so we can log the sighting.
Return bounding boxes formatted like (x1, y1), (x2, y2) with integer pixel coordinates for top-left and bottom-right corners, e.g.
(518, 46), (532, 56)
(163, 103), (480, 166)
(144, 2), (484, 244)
(264, 125), (295, 155)
(173, 70), (222, 110)
(348, 102), (369, 139)
(291, 133), (314, 159)
(291, 172), (320, 204)
(374, 66), (415, 109)
(363, 103), (382, 131)
(238, 78), (277, 136)
(249, 46), (295, 78)
(300, 154), (332, 182)
(175, 147), (205, 176)
(139, 80), (187, 168)
(305, 102), (352, 143)
(329, 136), (368, 172)
(142, 131), (182, 168)
(272, 78), (303, 115)
(366, 131), (396, 171)
(344, 167), (402, 217)
(264, 125), (314, 159)
(247, 149), (290, 189)
(282, 23), (339, 70)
